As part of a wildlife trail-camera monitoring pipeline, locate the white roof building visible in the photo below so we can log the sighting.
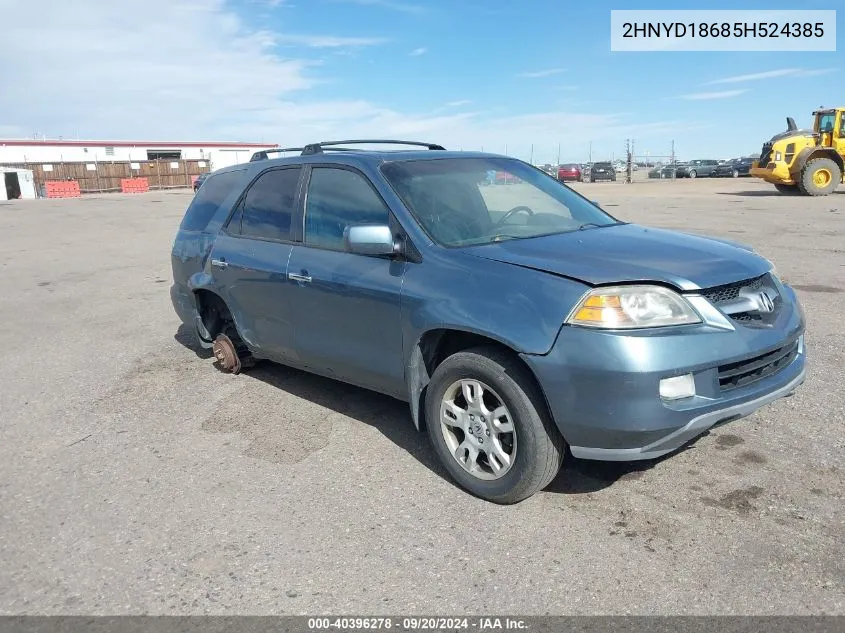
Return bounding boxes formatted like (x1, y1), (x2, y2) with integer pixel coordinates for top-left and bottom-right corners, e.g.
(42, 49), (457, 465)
(0, 139), (280, 171)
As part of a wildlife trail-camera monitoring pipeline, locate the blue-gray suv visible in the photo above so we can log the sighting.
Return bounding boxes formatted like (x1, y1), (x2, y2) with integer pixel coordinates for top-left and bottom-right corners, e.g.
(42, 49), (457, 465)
(171, 140), (806, 504)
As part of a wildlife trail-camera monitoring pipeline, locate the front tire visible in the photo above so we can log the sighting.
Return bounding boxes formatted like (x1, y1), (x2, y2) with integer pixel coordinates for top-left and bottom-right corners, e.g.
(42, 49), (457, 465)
(799, 157), (841, 196)
(732, 169), (739, 178)
(425, 347), (564, 504)
(688, 169), (697, 179)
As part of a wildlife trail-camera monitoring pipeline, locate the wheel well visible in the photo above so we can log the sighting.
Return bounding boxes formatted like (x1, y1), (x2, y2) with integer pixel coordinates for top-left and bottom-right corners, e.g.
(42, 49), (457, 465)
(194, 289), (232, 338)
(802, 149), (844, 173)
(408, 329), (553, 432)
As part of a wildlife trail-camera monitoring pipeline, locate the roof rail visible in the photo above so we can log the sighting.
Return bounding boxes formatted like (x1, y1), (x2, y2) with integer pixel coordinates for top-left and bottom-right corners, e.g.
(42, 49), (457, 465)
(300, 139), (446, 155)
(249, 147), (304, 161)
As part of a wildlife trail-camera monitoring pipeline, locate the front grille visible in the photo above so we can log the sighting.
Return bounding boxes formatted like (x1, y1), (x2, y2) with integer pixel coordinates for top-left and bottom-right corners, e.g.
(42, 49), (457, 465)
(718, 339), (799, 391)
(701, 275), (766, 305)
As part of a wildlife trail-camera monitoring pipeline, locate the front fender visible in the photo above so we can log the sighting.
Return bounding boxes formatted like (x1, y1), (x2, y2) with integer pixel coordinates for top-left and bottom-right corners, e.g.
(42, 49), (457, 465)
(400, 250), (588, 429)
(402, 250), (588, 360)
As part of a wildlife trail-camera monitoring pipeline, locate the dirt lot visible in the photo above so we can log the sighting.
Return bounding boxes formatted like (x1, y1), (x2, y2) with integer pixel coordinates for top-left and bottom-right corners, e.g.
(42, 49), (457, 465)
(0, 178), (843, 615)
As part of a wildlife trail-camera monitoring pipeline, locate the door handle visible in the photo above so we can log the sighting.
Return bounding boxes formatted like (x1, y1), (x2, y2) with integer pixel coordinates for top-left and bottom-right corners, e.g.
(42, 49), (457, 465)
(211, 258), (229, 269)
(288, 272), (312, 283)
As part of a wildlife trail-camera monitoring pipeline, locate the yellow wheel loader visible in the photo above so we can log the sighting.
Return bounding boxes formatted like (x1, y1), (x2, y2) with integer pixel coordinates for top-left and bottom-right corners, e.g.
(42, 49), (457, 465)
(751, 107), (845, 196)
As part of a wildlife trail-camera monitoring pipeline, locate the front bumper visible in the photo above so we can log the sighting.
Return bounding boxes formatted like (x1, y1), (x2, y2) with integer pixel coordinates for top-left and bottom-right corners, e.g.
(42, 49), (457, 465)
(750, 162), (794, 185)
(521, 285), (806, 461)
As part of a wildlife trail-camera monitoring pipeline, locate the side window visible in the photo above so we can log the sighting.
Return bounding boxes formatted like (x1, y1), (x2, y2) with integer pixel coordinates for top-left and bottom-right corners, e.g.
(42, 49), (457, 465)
(179, 169), (245, 232)
(239, 167), (301, 241)
(304, 168), (390, 251)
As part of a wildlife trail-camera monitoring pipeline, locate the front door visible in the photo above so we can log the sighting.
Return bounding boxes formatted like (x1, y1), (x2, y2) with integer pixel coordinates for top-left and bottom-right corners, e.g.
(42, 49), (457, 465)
(286, 166), (406, 397)
(209, 166), (303, 361)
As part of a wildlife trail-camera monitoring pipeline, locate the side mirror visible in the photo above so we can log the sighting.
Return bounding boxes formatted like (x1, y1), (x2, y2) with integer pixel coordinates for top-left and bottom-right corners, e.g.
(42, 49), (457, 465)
(344, 224), (397, 256)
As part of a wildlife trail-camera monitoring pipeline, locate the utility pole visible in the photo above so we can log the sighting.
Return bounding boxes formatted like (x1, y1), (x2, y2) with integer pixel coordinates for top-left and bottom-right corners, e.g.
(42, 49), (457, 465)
(588, 141), (592, 165)
(557, 143), (561, 166)
(626, 138), (633, 184)
(670, 140), (676, 181)
(530, 144), (534, 165)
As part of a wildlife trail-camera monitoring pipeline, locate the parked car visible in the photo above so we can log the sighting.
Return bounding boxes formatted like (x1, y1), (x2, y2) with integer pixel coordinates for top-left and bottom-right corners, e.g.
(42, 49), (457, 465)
(710, 157), (756, 178)
(648, 162), (686, 179)
(193, 172), (209, 192)
(675, 159), (720, 179)
(589, 162), (616, 182)
(614, 162), (639, 173)
(538, 164), (557, 177)
(557, 163), (582, 182)
(171, 139), (806, 504)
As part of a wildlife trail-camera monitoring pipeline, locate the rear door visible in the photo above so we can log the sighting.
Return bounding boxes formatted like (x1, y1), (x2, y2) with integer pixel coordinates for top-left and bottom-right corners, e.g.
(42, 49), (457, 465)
(209, 166), (304, 361)
(286, 165), (406, 397)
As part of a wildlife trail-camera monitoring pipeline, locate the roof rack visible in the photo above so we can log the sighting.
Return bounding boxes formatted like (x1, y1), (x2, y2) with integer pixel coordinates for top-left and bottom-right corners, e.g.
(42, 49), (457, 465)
(249, 147), (304, 161)
(301, 139), (446, 155)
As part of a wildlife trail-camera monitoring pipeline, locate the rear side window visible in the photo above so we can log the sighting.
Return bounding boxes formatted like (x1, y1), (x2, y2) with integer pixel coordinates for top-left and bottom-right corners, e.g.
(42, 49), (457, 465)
(238, 167), (301, 242)
(180, 170), (245, 232)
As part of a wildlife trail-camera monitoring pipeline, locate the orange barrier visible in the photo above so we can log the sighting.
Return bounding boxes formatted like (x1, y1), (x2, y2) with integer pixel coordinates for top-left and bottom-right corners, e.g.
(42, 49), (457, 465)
(120, 178), (150, 194)
(45, 181), (82, 198)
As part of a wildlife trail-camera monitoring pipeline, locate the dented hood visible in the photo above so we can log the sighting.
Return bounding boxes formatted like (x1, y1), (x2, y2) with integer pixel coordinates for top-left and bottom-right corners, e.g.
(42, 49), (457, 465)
(463, 224), (770, 290)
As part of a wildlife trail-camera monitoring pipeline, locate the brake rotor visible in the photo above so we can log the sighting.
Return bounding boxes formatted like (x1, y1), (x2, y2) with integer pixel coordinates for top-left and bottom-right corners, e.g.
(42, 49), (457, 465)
(212, 333), (242, 374)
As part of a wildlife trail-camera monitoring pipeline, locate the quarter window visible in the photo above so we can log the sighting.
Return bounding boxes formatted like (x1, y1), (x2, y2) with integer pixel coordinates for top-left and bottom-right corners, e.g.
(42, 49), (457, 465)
(304, 168), (390, 250)
(239, 168), (301, 241)
(180, 169), (246, 232)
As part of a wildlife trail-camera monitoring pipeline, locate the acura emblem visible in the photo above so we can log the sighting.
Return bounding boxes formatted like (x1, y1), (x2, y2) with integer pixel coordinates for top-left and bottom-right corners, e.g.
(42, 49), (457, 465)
(758, 291), (775, 313)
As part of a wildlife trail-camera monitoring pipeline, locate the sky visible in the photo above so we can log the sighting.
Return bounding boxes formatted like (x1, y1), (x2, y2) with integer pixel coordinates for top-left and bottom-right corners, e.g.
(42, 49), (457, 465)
(0, 0), (841, 164)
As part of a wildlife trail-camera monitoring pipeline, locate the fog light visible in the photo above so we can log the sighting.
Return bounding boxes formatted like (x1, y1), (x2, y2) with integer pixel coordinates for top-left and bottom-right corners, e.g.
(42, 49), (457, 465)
(660, 373), (696, 400)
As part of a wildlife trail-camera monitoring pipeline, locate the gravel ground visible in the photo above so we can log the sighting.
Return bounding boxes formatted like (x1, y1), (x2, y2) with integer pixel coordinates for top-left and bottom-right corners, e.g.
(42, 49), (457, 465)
(0, 177), (843, 615)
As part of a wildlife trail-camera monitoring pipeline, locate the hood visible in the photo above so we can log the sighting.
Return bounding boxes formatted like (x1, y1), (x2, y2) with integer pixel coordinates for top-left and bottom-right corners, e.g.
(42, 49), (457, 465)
(769, 130), (815, 144)
(462, 224), (770, 290)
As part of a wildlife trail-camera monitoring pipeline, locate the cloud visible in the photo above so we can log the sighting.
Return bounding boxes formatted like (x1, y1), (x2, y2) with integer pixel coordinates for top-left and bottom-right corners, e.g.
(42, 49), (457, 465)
(802, 68), (838, 77)
(519, 68), (566, 78)
(707, 68), (801, 84)
(679, 90), (747, 101)
(446, 100), (472, 107)
(0, 0), (696, 164)
(332, 0), (424, 13)
(275, 34), (387, 48)
(409, 47), (427, 56)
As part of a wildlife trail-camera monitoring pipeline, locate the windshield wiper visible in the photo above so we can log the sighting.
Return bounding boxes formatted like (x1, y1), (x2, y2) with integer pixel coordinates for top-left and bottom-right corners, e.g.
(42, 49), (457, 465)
(491, 233), (528, 242)
(577, 221), (625, 231)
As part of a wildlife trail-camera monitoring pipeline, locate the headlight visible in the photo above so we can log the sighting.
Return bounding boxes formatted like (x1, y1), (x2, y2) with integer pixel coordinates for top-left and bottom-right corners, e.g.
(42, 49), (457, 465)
(566, 285), (702, 329)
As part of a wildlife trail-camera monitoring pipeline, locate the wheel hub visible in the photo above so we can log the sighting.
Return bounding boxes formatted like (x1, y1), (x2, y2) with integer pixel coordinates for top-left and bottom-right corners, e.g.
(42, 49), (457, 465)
(212, 333), (242, 374)
(814, 169), (831, 187)
(439, 379), (516, 480)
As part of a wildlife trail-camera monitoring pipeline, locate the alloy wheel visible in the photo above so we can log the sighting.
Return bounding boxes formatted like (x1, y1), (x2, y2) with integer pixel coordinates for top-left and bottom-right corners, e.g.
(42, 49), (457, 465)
(439, 379), (517, 480)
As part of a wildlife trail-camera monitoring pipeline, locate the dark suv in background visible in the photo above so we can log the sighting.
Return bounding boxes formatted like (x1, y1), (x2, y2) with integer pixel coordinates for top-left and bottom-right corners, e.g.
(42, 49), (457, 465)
(171, 139), (805, 504)
(589, 162), (616, 182)
(711, 157), (755, 178)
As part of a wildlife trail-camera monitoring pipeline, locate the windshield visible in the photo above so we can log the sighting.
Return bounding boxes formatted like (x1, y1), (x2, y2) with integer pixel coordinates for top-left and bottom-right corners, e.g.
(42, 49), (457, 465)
(380, 157), (620, 247)
(817, 112), (835, 133)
